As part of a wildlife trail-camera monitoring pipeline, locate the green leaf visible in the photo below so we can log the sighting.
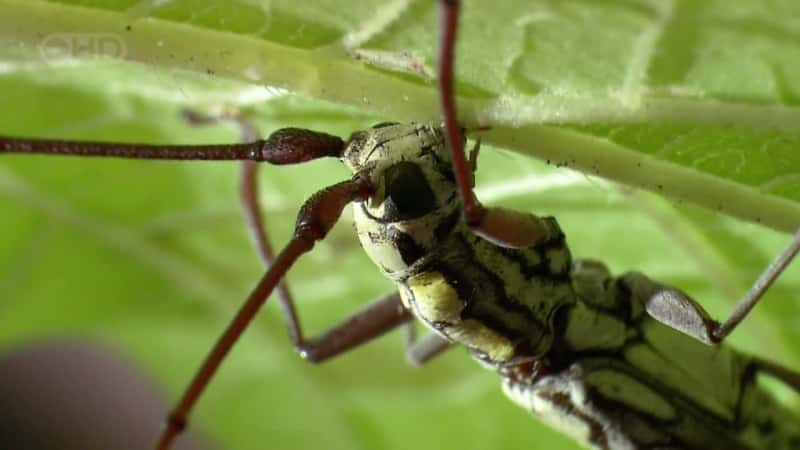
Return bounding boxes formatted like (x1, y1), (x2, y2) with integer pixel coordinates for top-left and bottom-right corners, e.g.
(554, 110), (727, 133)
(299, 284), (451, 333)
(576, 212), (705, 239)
(0, 1), (798, 450)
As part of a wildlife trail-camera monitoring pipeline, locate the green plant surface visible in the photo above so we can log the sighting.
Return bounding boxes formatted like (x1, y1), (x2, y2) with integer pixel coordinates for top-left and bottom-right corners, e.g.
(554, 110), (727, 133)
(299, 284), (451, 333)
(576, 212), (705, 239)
(0, 1), (798, 450)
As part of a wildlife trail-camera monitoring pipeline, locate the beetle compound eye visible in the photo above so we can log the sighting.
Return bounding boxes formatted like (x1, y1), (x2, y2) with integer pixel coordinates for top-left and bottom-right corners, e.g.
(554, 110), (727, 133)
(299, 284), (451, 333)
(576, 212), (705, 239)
(383, 161), (437, 221)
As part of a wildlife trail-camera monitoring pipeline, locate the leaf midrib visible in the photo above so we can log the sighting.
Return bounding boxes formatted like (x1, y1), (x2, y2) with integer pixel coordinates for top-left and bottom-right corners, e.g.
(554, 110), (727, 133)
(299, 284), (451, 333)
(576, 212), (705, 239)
(0, 0), (798, 233)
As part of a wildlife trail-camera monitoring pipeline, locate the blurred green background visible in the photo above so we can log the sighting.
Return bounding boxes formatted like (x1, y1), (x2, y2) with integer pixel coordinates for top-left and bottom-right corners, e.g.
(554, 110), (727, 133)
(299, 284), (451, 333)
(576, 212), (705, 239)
(0, 1), (799, 450)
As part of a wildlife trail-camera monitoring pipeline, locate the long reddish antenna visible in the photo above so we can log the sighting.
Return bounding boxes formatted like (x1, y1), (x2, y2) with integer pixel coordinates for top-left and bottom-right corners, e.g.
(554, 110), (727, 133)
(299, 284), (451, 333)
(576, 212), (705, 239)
(438, 0), (483, 226)
(155, 175), (372, 450)
(0, 129), (344, 163)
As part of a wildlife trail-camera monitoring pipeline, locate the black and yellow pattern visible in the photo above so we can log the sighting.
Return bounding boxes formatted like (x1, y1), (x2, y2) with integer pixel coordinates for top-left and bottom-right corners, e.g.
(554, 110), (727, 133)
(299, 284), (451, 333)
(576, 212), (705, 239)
(341, 123), (800, 450)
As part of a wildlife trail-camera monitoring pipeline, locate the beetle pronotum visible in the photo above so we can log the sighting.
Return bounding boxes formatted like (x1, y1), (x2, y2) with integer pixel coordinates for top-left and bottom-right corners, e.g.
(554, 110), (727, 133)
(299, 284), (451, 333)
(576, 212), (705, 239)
(1, 1), (800, 449)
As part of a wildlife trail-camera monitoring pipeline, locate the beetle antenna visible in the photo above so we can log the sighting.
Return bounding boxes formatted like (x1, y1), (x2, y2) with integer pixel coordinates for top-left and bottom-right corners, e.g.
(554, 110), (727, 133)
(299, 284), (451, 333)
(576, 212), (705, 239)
(438, 0), (483, 226)
(0, 128), (346, 164)
(155, 175), (372, 450)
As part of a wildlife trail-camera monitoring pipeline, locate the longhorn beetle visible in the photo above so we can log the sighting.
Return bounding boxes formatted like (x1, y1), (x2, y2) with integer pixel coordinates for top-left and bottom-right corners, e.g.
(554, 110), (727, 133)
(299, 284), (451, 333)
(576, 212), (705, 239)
(2, 1), (800, 449)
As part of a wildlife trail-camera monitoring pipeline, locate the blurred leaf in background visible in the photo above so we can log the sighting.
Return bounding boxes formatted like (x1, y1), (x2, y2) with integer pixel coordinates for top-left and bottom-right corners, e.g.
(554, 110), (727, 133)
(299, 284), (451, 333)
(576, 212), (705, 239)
(0, 1), (798, 450)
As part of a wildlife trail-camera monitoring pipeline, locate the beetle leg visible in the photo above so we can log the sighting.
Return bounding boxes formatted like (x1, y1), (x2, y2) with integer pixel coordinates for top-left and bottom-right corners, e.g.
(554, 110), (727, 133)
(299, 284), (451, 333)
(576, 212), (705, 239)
(246, 156), (451, 364)
(623, 227), (800, 351)
(296, 291), (413, 363)
(404, 323), (454, 367)
(240, 154), (415, 363)
(710, 227), (800, 342)
(181, 109), (306, 345)
(245, 161), (450, 365)
(621, 271), (722, 346)
(156, 174), (372, 450)
(751, 356), (800, 393)
(182, 108), (260, 142)
(469, 207), (565, 249)
(240, 158), (305, 343)
(635, 281), (718, 346)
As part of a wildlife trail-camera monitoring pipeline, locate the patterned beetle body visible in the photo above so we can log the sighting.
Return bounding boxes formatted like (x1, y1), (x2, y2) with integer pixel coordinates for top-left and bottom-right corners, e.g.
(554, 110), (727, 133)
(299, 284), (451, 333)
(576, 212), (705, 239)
(342, 123), (800, 450)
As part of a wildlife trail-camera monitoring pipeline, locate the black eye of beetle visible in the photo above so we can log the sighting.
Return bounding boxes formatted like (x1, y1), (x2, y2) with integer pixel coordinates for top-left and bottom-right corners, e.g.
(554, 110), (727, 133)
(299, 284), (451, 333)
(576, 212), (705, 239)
(383, 161), (437, 221)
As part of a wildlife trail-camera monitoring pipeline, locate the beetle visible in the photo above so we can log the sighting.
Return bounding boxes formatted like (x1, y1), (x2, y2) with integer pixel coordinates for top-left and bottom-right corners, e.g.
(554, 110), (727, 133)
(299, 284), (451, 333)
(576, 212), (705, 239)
(1, 1), (800, 449)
